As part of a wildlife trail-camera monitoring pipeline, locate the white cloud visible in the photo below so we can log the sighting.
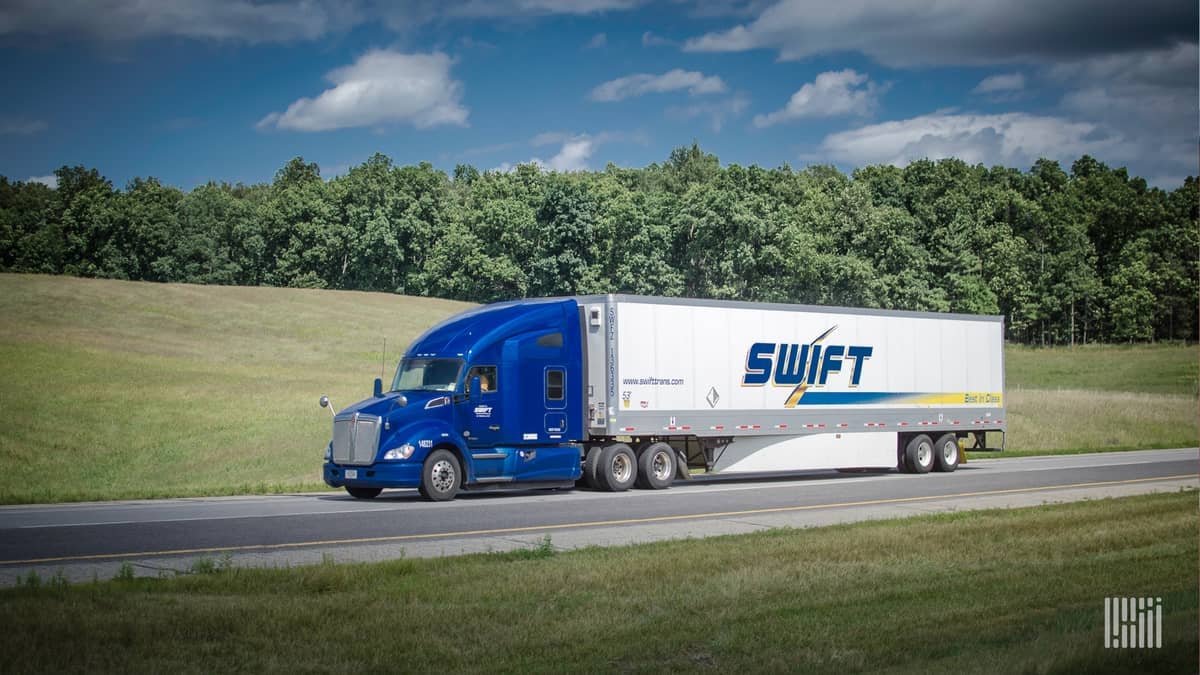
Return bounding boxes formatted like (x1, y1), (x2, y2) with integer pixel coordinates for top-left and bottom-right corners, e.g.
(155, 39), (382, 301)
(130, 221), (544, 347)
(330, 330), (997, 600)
(446, 0), (643, 18)
(818, 111), (1125, 169)
(0, 0), (347, 43)
(499, 130), (646, 172)
(584, 32), (607, 48)
(672, 0), (776, 18)
(0, 0), (649, 43)
(1048, 40), (1197, 88)
(666, 94), (750, 132)
(257, 50), (468, 132)
(25, 174), (58, 188)
(590, 69), (727, 102)
(641, 31), (673, 46)
(754, 70), (882, 127)
(1048, 44), (1198, 186)
(0, 118), (48, 135)
(972, 73), (1025, 94)
(683, 0), (1195, 68)
(536, 136), (597, 171)
(498, 136), (596, 172)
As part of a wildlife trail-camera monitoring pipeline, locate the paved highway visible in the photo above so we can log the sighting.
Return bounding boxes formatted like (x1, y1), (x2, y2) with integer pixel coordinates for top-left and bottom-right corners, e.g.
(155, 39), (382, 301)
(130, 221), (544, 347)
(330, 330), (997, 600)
(1, 448), (1195, 585)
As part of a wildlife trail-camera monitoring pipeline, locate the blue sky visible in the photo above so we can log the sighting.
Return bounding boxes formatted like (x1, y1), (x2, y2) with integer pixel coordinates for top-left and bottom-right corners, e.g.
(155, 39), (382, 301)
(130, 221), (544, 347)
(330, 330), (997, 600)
(1, 0), (1195, 190)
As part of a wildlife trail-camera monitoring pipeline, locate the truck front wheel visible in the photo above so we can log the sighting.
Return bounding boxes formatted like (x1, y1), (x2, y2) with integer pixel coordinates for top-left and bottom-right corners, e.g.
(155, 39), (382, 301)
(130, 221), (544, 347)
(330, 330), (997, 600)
(635, 442), (675, 490)
(421, 449), (462, 501)
(598, 443), (637, 492)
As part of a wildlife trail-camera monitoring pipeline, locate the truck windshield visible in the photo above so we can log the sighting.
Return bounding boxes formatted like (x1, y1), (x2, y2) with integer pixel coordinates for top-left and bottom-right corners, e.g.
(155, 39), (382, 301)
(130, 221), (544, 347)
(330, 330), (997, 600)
(391, 358), (464, 392)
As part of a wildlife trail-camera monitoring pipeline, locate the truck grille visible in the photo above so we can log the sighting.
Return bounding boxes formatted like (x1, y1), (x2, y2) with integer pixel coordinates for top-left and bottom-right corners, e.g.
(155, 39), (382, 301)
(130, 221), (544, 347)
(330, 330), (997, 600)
(331, 413), (382, 466)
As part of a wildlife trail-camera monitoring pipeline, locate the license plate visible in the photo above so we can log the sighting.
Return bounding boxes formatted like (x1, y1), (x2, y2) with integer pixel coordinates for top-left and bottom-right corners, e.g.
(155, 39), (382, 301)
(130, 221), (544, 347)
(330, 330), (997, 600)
(344, 469), (358, 479)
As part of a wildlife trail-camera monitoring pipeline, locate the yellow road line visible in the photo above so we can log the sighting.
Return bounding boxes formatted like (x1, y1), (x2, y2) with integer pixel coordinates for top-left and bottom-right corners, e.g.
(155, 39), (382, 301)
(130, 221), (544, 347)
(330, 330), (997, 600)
(3, 474), (1195, 566)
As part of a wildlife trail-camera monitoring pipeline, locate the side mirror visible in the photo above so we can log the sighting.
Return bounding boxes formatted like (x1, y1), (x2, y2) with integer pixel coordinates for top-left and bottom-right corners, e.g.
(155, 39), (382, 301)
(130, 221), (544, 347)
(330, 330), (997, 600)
(373, 378), (383, 398)
(470, 375), (482, 401)
(319, 395), (334, 418)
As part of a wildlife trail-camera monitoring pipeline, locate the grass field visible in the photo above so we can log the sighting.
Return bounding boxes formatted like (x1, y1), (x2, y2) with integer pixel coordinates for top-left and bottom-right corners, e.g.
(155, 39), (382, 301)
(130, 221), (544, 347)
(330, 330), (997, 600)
(0, 274), (471, 503)
(1, 490), (1195, 673)
(1005, 343), (1198, 395)
(0, 273), (1194, 503)
(978, 344), (1197, 457)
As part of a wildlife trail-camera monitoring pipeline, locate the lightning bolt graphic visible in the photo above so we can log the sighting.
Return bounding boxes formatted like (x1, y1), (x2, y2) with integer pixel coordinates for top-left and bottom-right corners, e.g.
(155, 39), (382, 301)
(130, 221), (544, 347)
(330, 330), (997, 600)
(784, 325), (838, 408)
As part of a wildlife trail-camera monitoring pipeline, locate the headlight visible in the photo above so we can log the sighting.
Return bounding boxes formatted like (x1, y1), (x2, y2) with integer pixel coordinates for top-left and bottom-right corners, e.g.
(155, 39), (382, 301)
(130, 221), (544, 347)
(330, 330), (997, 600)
(383, 444), (415, 460)
(323, 443), (332, 461)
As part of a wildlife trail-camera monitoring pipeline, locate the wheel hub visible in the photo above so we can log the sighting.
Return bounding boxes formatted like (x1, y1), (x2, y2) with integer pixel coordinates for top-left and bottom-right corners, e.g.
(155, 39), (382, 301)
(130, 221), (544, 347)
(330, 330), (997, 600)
(652, 451), (671, 480)
(612, 453), (631, 482)
(917, 442), (932, 468)
(431, 459), (455, 492)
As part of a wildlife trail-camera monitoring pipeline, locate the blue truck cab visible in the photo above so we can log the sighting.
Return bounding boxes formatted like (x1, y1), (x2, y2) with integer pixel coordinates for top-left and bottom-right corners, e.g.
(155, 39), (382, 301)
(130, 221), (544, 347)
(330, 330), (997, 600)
(322, 298), (586, 501)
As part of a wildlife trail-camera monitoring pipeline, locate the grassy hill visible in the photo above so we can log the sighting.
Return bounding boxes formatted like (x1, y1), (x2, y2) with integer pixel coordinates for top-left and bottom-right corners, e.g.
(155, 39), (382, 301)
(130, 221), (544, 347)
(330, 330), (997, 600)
(0, 274), (1195, 503)
(0, 274), (472, 503)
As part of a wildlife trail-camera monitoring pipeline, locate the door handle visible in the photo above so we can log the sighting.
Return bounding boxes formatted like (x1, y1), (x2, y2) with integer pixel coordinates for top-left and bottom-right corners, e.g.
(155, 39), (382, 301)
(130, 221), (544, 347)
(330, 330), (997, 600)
(489, 425), (501, 431)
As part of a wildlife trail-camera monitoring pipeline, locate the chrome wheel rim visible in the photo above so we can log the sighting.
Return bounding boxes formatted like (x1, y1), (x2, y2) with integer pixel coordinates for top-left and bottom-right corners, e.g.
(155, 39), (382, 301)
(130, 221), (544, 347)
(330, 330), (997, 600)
(916, 441), (932, 468)
(652, 450), (672, 481)
(431, 459), (455, 493)
(612, 453), (632, 483)
(941, 441), (958, 465)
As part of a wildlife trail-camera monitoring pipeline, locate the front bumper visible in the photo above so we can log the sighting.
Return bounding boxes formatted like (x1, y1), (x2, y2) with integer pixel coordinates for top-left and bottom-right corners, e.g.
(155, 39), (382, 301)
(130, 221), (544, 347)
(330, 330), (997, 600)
(323, 461), (422, 489)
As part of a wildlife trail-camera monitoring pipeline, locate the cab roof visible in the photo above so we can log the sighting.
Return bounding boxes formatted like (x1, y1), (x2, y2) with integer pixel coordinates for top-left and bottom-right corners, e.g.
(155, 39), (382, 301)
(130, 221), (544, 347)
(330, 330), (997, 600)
(405, 297), (577, 360)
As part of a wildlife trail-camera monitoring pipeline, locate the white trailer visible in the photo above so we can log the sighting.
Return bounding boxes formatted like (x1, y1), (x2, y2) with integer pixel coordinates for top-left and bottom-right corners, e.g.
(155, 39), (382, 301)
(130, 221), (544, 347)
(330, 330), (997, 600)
(580, 295), (1005, 480)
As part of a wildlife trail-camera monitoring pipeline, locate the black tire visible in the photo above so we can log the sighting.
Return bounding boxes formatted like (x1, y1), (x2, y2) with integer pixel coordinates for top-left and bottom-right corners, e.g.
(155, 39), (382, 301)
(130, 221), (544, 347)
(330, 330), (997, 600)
(582, 445), (604, 489)
(904, 434), (935, 474)
(597, 443), (637, 492)
(421, 449), (462, 501)
(933, 433), (960, 472)
(635, 442), (675, 490)
(346, 486), (382, 499)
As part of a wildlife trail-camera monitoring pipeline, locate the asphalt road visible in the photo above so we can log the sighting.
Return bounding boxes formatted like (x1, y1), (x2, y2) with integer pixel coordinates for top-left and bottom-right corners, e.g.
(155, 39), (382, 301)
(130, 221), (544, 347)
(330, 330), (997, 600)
(1, 448), (1195, 585)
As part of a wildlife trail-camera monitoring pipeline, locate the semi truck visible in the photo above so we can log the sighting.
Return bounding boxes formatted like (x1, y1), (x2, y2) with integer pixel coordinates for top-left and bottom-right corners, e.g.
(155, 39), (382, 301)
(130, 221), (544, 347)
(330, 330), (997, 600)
(321, 295), (1006, 501)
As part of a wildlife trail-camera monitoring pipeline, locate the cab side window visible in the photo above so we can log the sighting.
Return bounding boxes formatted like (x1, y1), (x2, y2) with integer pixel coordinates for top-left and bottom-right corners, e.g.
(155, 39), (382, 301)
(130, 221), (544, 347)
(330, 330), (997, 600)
(465, 365), (498, 394)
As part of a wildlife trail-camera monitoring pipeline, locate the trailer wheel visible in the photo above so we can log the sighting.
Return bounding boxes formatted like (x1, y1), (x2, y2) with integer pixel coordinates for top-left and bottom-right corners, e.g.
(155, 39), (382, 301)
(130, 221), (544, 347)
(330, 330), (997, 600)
(904, 434), (935, 474)
(346, 487), (382, 499)
(597, 443), (637, 492)
(582, 446), (603, 489)
(933, 434), (960, 472)
(421, 449), (462, 501)
(635, 442), (675, 490)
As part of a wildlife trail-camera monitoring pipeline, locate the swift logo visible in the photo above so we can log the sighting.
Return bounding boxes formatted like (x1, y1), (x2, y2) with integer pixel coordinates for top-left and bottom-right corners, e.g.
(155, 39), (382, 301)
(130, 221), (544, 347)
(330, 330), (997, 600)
(741, 326), (873, 407)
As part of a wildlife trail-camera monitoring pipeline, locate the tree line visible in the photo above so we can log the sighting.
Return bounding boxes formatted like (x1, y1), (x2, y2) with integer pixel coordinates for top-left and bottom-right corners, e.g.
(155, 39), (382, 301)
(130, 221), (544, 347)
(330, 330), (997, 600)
(1, 145), (1196, 344)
